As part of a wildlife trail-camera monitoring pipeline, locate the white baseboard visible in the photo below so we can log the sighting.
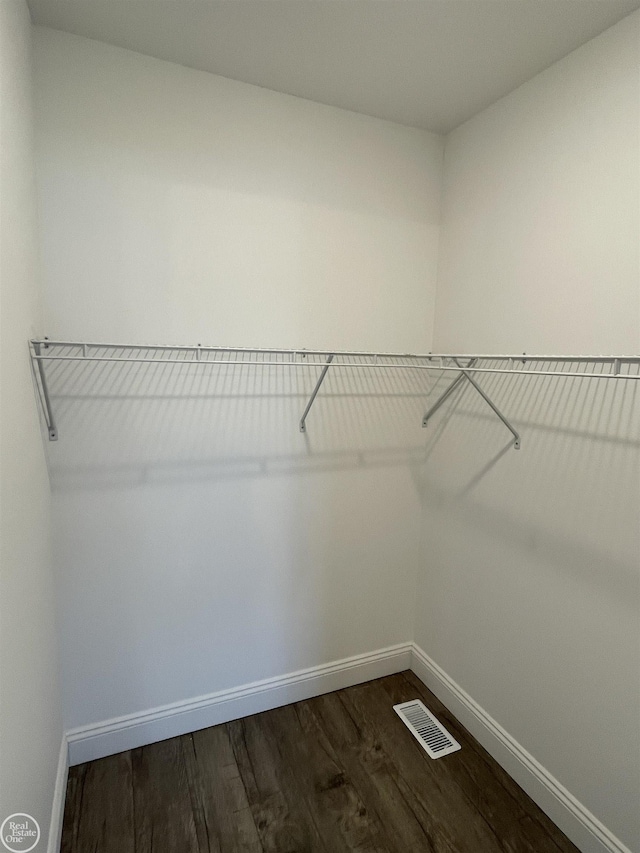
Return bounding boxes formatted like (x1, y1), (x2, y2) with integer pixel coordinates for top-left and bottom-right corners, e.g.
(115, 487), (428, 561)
(47, 735), (68, 853)
(67, 642), (412, 766)
(410, 644), (632, 853)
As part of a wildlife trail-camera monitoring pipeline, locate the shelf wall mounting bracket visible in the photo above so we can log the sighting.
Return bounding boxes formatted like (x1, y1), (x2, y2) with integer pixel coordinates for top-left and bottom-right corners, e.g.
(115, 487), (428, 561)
(422, 357), (520, 450)
(33, 341), (58, 441)
(422, 359), (477, 427)
(299, 353), (334, 433)
(453, 358), (520, 450)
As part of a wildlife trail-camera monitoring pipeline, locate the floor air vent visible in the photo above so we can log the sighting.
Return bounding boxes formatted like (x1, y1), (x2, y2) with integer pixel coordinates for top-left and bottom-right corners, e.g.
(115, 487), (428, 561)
(393, 699), (461, 759)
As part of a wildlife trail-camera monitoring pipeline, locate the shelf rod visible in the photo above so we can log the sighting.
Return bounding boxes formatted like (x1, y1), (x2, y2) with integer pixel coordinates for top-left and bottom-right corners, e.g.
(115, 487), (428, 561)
(28, 354), (640, 380)
(28, 340), (640, 364)
(299, 354), (334, 433)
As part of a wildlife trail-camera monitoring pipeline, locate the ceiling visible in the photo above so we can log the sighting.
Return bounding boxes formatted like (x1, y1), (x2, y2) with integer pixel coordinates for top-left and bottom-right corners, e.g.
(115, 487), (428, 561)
(27, 0), (640, 133)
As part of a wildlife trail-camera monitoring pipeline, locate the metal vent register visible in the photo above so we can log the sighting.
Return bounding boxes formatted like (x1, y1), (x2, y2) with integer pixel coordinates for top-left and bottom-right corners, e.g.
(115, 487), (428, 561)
(393, 700), (461, 759)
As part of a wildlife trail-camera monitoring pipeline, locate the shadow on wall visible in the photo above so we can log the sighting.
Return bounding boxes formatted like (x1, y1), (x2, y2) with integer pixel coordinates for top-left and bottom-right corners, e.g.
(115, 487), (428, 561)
(412, 365), (640, 846)
(37, 350), (446, 490)
(37, 351), (441, 726)
(415, 363), (640, 599)
(34, 352), (640, 729)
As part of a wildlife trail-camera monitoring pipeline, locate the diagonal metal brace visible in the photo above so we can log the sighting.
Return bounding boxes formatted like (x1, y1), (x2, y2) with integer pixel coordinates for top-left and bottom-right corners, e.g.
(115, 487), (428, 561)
(422, 359), (477, 427)
(422, 358), (520, 449)
(33, 341), (58, 441)
(453, 358), (520, 449)
(299, 354), (334, 432)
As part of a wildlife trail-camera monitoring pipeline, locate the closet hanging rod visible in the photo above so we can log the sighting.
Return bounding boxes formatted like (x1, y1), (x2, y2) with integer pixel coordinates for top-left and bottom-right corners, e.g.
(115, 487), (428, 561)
(29, 356), (640, 380)
(29, 339), (640, 366)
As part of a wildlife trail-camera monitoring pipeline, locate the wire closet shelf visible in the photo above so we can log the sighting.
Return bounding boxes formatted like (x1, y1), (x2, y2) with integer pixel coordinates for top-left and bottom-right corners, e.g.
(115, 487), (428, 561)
(29, 339), (640, 447)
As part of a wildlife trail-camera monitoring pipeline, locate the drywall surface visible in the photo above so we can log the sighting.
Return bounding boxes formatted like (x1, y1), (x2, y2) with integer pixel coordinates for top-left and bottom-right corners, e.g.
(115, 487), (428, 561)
(434, 12), (639, 355)
(32, 29), (442, 729)
(421, 11), (640, 849)
(0, 1), (63, 846)
(34, 28), (442, 352)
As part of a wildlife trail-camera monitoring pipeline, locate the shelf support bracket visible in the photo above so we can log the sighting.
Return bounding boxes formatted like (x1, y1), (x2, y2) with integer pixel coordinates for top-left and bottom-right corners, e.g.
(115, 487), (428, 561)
(422, 359), (477, 427)
(299, 354), (334, 433)
(453, 358), (520, 449)
(33, 342), (58, 441)
(422, 358), (520, 449)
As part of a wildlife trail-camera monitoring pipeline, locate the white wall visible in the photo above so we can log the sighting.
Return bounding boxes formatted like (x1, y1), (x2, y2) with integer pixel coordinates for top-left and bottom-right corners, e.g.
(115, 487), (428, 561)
(33, 29), (443, 729)
(418, 11), (640, 850)
(0, 1), (63, 847)
(34, 29), (442, 353)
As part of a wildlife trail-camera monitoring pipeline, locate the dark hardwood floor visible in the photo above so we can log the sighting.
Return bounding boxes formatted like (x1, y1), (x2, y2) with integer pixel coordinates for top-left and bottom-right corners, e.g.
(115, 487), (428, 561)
(61, 672), (579, 852)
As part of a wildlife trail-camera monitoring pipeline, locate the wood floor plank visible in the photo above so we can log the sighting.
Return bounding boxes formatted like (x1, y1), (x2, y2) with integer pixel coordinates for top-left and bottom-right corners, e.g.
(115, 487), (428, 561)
(383, 673), (543, 849)
(397, 671), (579, 853)
(60, 764), (85, 853)
(341, 678), (528, 852)
(264, 701), (390, 852)
(303, 690), (458, 853)
(228, 713), (330, 853)
(183, 727), (263, 853)
(60, 753), (134, 853)
(132, 737), (200, 853)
